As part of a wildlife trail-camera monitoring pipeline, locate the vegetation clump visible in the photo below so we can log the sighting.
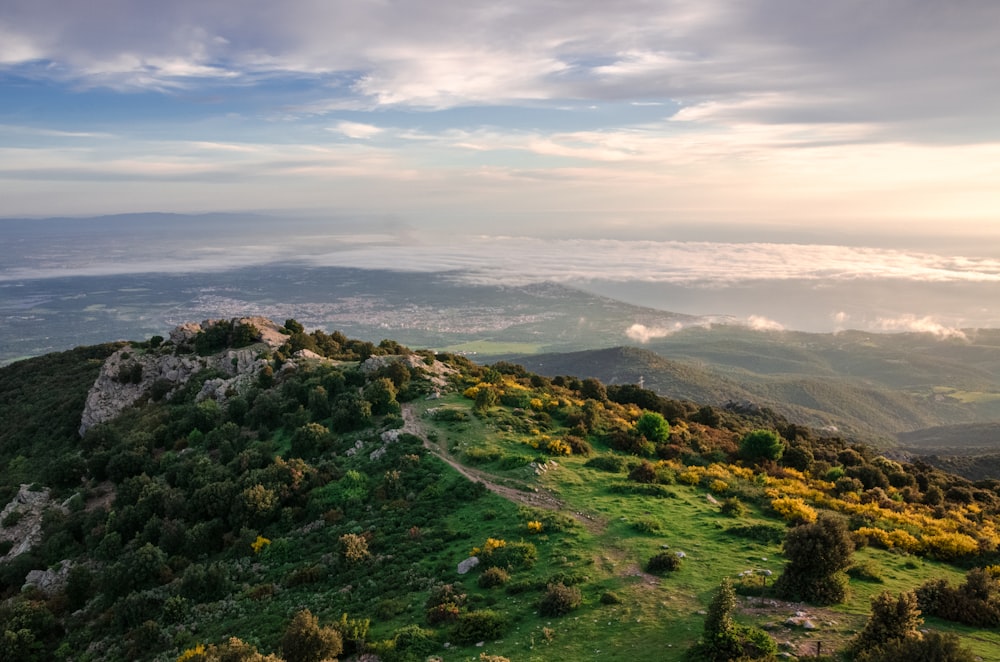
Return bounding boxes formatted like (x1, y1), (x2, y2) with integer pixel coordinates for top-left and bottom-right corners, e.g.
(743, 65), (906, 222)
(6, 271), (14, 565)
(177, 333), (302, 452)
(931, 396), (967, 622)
(687, 577), (777, 661)
(646, 551), (683, 574)
(774, 514), (854, 605)
(538, 582), (583, 616)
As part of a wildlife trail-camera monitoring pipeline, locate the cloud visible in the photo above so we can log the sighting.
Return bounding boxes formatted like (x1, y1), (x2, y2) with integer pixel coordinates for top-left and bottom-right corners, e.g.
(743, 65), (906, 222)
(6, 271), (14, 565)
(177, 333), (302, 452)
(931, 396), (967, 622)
(625, 322), (685, 343)
(301, 237), (1000, 286)
(873, 315), (968, 340)
(330, 121), (383, 139)
(2, 1), (999, 138)
(745, 315), (785, 332)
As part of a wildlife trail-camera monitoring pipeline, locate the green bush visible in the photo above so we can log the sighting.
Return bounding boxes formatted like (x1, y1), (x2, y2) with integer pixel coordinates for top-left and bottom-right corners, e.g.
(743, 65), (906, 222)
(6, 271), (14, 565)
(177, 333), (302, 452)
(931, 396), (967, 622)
(600, 591), (624, 605)
(538, 582), (583, 616)
(719, 497), (748, 517)
(478, 566), (510, 588)
(452, 609), (509, 644)
(584, 454), (628, 473)
(646, 551), (682, 574)
(631, 516), (664, 534)
(281, 609), (343, 662)
(481, 541), (537, 570)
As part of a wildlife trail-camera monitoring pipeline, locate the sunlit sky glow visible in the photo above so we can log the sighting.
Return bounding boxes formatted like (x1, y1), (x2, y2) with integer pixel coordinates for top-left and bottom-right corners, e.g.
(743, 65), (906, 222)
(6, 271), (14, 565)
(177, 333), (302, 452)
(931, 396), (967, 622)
(2, 0), (999, 242)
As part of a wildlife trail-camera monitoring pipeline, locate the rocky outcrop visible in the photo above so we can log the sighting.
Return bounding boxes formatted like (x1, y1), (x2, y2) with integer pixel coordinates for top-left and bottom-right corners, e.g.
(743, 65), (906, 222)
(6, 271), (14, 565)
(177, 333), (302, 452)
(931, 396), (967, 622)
(24, 564), (72, 597)
(79, 317), (291, 435)
(0, 484), (64, 560)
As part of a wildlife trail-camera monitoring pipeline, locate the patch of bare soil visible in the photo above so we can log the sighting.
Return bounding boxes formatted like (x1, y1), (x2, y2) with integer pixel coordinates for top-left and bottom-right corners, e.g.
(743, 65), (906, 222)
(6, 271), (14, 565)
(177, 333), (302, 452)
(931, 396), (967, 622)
(738, 596), (861, 658)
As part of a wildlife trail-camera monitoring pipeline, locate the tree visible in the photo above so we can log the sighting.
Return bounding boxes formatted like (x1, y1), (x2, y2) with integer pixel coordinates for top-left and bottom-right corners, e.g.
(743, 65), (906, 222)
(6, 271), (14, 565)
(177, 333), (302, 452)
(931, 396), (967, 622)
(847, 591), (921, 658)
(282, 609), (343, 662)
(774, 513), (854, 604)
(635, 411), (670, 443)
(688, 578), (777, 661)
(739, 429), (784, 463)
(848, 591), (976, 662)
(363, 377), (398, 415)
(474, 385), (499, 412)
(580, 378), (607, 402)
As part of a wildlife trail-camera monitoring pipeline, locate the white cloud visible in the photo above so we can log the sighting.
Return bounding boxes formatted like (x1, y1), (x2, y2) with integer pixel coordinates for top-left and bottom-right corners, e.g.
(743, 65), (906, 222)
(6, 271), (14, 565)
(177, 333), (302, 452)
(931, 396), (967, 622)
(625, 322), (685, 343)
(873, 315), (968, 340)
(745, 315), (785, 332)
(330, 121), (383, 140)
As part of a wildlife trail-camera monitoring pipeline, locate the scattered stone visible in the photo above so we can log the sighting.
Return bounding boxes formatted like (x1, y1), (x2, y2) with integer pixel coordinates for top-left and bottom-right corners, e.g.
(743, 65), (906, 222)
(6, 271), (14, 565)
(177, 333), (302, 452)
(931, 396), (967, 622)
(457, 556), (480, 574)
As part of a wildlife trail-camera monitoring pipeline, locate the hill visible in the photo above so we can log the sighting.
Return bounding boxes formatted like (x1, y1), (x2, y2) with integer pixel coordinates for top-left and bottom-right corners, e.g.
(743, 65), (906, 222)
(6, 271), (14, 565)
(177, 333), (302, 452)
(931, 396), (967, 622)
(1, 319), (999, 661)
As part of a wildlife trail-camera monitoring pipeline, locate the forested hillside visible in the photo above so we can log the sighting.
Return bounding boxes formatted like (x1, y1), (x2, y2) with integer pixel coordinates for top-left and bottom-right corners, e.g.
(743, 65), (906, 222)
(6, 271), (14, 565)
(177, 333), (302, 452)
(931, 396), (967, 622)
(1, 319), (999, 661)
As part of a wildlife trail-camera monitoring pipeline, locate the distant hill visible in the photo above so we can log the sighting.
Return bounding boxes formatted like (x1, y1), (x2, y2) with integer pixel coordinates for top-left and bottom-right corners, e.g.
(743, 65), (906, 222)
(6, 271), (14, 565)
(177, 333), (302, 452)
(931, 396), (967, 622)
(513, 340), (997, 444)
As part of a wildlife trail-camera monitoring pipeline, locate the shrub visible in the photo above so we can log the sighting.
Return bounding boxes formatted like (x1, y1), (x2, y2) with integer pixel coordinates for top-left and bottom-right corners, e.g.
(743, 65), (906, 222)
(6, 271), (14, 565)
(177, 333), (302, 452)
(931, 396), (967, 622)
(635, 411), (670, 443)
(600, 591), (624, 605)
(563, 435), (592, 456)
(847, 560), (884, 583)
(770, 496), (817, 524)
(281, 609), (343, 662)
(628, 460), (658, 484)
(452, 610), (508, 644)
(478, 567), (510, 588)
(538, 582), (583, 616)
(646, 552), (682, 574)
(727, 523), (785, 544)
(381, 624), (436, 662)
(858, 631), (976, 662)
(720, 497), (748, 517)
(584, 455), (627, 473)
(774, 514), (854, 605)
(740, 429), (784, 463)
(480, 540), (537, 571)
(631, 517), (664, 534)
(847, 591), (922, 659)
(688, 578), (777, 661)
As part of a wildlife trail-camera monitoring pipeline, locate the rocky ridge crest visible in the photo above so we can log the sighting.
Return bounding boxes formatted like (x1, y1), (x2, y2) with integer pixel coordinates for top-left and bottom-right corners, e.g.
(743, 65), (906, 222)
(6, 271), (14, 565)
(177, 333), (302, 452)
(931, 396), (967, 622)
(79, 317), (290, 435)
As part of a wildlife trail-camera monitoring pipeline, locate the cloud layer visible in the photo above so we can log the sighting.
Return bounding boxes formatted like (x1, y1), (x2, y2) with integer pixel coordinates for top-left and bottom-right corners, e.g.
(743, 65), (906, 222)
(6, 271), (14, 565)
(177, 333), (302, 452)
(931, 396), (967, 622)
(2, 1), (999, 228)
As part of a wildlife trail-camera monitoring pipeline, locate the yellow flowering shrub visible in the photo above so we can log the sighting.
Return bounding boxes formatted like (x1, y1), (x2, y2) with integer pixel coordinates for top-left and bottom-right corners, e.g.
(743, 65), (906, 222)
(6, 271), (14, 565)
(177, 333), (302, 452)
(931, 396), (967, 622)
(678, 466), (705, 485)
(709, 480), (729, 494)
(770, 496), (817, 524)
(527, 520), (543, 534)
(177, 645), (206, 662)
(251, 535), (271, 554)
(472, 537), (507, 556)
(922, 532), (979, 561)
(463, 385), (481, 400)
(546, 439), (572, 456)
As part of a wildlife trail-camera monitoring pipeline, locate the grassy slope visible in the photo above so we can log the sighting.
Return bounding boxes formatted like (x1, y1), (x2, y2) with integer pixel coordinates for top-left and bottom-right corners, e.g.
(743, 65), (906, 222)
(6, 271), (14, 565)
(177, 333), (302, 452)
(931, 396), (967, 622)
(405, 396), (1000, 661)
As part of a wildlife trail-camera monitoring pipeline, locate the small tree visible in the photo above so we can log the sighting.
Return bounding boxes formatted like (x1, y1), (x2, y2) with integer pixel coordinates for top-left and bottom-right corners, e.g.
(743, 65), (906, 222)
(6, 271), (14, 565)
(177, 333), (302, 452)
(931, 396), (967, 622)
(848, 591), (976, 662)
(688, 578), (777, 661)
(775, 513), (854, 605)
(739, 429), (784, 463)
(635, 411), (670, 444)
(282, 609), (343, 662)
(847, 591), (921, 658)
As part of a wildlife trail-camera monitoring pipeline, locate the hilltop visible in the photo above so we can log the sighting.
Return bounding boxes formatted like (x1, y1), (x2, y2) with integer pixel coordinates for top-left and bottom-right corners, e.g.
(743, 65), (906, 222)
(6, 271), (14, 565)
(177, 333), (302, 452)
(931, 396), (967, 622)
(0, 318), (999, 661)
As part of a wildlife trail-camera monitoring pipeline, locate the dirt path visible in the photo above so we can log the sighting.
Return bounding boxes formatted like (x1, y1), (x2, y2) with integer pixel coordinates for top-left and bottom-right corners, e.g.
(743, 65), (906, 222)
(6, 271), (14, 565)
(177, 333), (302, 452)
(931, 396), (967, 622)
(401, 404), (568, 512)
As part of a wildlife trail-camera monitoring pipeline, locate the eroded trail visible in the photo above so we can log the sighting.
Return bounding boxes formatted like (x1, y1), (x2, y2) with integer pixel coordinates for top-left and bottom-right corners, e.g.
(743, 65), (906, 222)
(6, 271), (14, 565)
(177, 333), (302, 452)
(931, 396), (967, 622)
(400, 404), (568, 513)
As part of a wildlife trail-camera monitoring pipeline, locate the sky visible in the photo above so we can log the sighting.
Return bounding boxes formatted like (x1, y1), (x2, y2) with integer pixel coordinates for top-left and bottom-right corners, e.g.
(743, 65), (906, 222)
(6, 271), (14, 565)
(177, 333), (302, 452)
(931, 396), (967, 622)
(2, 0), (1000, 243)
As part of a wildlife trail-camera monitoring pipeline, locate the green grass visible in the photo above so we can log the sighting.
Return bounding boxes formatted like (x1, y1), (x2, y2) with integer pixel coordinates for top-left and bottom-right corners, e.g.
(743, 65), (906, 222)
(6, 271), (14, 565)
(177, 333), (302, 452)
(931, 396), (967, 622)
(411, 404), (1000, 661)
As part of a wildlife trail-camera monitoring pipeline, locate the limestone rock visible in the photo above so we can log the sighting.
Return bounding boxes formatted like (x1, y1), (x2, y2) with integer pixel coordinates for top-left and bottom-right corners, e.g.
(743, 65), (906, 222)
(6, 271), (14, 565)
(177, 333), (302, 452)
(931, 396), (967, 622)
(0, 485), (65, 560)
(457, 556), (480, 574)
(79, 318), (287, 435)
(24, 564), (72, 597)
